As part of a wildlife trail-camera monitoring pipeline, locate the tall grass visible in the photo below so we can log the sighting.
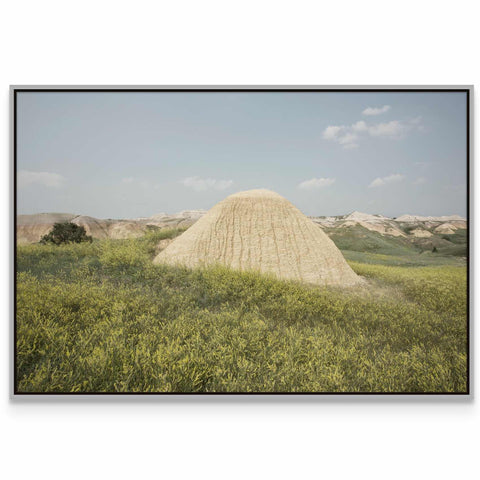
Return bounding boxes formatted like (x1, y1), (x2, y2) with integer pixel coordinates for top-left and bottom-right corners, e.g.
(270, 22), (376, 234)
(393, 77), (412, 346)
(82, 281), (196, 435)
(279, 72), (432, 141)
(16, 229), (468, 393)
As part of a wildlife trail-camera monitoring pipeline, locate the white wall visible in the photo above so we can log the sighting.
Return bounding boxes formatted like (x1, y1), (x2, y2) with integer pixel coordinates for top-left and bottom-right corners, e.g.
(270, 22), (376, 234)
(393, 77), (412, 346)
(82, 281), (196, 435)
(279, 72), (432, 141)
(1, 2), (477, 478)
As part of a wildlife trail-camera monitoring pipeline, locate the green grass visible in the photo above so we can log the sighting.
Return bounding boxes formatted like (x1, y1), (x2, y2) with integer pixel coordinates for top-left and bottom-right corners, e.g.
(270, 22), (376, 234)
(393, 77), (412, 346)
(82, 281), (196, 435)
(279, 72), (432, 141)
(325, 225), (415, 255)
(16, 228), (468, 393)
(342, 250), (466, 267)
(325, 224), (467, 258)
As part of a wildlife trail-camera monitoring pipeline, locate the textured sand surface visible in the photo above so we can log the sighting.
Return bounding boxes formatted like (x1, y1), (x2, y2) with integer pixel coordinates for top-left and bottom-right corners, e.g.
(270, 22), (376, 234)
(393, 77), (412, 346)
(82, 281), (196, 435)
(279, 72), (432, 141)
(154, 189), (362, 287)
(434, 223), (457, 234)
(410, 228), (433, 238)
(72, 216), (112, 239)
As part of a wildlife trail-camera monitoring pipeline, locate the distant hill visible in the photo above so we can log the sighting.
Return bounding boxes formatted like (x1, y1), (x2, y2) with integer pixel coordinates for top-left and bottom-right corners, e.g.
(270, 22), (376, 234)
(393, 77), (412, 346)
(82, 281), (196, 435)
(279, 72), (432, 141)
(395, 214), (466, 222)
(313, 211), (467, 261)
(17, 209), (467, 253)
(16, 211), (205, 244)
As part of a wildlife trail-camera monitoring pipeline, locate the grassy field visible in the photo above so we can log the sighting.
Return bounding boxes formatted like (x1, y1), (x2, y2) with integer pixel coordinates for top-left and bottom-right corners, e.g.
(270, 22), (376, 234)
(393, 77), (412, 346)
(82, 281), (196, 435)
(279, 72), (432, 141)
(16, 228), (468, 393)
(325, 224), (468, 258)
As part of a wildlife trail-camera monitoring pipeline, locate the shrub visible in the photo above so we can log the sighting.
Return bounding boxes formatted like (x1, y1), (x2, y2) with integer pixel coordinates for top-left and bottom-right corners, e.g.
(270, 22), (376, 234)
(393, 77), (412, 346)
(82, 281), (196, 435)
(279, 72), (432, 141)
(40, 222), (93, 245)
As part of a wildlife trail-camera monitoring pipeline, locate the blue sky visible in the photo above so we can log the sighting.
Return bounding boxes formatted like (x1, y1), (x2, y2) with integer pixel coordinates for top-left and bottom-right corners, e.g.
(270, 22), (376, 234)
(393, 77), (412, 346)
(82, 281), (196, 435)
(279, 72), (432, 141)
(16, 91), (467, 218)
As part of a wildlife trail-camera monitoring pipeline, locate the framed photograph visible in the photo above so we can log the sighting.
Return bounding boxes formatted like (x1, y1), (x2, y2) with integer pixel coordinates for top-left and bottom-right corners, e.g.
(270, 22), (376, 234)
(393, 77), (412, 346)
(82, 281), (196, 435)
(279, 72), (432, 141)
(13, 86), (470, 395)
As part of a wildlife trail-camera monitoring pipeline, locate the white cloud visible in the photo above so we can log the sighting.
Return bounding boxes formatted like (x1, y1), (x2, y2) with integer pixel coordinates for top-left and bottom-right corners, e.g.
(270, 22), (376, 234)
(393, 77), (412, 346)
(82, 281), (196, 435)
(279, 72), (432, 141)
(180, 176), (234, 192)
(338, 133), (358, 145)
(369, 173), (405, 188)
(368, 120), (406, 138)
(323, 112), (424, 149)
(298, 177), (335, 190)
(362, 105), (391, 116)
(369, 178), (385, 188)
(322, 125), (359, 149)
(352, 120), (368, 132)
(322, 125), (343, 140)
(18, 170), (65, 188)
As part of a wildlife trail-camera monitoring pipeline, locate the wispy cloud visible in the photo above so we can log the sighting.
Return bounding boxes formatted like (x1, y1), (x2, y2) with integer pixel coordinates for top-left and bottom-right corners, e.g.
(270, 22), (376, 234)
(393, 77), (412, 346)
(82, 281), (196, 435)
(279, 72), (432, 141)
(298, 177), (335, 190)
(369, 173), (405, 188)
(413, 177), (426, 185)
(321, 125), (358, 149)
(352, 120), (368, 132)
(18, 170), (65, 188)
(414, 161), (431, 168)
(121, 177), (159, 189)
(368, 120), (406, 138)
(410, 116), (424, 128)
(322, 111), (424, 149)
(369, 117), (424, 137)
(180, 176), (234, 192)
(338, 133), (359, 146)
(322, 125), (343, 140)
(362, 105), (391, 116)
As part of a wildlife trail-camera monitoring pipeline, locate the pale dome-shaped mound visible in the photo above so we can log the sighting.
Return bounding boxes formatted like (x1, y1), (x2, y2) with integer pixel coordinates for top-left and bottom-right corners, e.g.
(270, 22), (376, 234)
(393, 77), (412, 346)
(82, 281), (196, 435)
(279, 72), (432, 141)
(154, 189), (362, 287)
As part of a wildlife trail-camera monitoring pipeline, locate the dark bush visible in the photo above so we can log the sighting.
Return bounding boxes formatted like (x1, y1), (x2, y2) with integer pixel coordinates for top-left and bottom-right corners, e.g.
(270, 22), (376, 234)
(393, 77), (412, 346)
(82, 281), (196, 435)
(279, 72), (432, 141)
(40, 222), (92, 245)
(403, 225), (416, 234)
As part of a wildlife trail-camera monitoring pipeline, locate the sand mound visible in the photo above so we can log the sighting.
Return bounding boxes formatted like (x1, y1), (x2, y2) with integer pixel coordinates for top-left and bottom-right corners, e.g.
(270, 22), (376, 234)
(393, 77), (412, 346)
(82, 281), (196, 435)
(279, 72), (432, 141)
(16, 210), (201, 244)
(449, 220), (467, 229)
(154, 189), (362, 287)
(434, 223), (457, 234)
(108, 222), (149, 239)
(345, 211), (389, 222)
(17, 213), (77, 244)
(355, 221), (406, 237)
(72, 216), (111, 239)
(410, 228), (433, 238)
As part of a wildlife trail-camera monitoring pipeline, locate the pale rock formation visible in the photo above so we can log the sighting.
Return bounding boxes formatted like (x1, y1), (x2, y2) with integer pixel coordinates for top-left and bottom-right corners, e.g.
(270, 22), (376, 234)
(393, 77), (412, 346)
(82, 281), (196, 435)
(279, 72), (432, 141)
(409, 228), (433, 238)
(434, 223), (457, 235)
(154, 189), (362, 287)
